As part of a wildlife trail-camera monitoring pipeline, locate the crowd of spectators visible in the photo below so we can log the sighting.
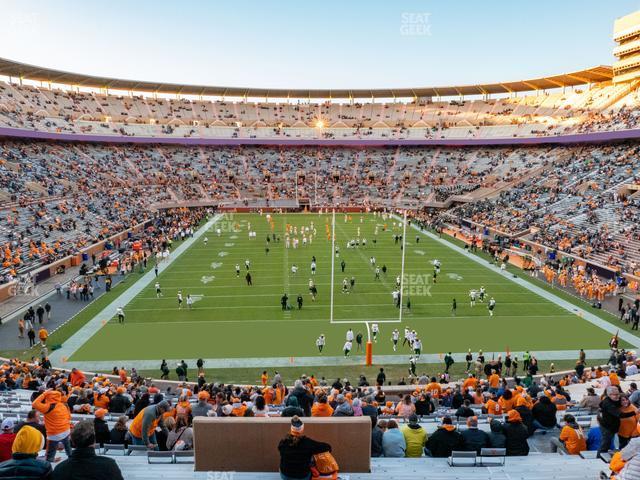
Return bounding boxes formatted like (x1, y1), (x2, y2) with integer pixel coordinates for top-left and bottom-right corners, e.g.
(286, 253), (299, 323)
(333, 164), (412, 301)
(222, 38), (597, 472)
(0, 78), (633, 141)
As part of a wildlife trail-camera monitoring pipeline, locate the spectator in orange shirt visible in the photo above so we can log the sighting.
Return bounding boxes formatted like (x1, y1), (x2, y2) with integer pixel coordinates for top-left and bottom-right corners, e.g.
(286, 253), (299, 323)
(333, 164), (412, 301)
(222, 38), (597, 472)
(424, 378), (442, 398)
(550, 414), (586, 454)
(618, 395), (640, 449)
(498, 389), (515, 413)
(311, 394), (334, 417)
(462, 374), (477, 391)
(488, 370), (500, 393)
(483, 392), (503, 416)
(69, 368), (86, 387)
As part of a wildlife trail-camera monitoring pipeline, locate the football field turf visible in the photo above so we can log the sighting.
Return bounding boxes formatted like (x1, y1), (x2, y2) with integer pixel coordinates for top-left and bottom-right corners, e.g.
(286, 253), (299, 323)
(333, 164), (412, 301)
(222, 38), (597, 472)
(69, 213), (616, 363)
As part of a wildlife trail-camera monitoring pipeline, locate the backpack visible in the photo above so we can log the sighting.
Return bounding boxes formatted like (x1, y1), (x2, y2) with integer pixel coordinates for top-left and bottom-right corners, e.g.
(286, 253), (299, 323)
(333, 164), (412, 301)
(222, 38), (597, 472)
(310, 451), (339, 480)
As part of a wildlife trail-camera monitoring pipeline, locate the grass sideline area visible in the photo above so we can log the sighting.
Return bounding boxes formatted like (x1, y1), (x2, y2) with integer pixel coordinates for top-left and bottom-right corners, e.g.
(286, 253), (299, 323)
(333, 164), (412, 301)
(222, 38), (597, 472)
(435, 229), (635, 333)
(0, 221), (205, 362)
(131, 358), (607, 386)
(66, 212), (617, 363)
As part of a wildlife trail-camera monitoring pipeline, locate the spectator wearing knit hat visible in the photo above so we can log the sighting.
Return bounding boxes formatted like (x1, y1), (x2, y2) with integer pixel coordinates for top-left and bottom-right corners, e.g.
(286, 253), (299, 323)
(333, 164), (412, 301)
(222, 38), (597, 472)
(278, 416), (331, 480)
(503, 410), (530, 456)
(93, 409), (110, 448)
(192, 391), (213, 417)
(0, 425), (52, 479)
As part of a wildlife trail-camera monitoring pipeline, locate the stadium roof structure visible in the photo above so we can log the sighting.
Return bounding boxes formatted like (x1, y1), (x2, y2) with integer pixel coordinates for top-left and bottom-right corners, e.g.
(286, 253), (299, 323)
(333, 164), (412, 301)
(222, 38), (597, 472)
(0, 57), (613, 99)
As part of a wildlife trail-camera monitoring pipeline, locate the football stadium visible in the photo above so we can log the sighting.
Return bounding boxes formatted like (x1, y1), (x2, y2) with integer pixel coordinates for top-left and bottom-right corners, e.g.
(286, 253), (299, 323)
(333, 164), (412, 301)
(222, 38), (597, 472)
(1, 2), (640, 479)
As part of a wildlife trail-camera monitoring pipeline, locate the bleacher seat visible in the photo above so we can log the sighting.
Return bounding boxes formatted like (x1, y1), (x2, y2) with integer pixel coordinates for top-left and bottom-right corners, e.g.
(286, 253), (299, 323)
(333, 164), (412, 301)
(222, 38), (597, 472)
(479, 448), (506, 466)
(448, 451), (477, 467)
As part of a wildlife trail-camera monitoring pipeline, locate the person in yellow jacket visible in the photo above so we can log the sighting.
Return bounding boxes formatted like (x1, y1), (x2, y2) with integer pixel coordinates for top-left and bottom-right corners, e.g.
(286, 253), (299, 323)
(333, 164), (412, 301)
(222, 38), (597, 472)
(401, 414), (427, 457)
(129, 401), (171, 449)
(31, 389), (71, 462)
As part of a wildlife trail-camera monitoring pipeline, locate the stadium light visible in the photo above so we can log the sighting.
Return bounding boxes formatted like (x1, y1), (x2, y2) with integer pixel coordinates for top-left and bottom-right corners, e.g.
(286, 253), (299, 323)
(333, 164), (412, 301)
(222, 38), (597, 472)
(315, 119), (325, 129)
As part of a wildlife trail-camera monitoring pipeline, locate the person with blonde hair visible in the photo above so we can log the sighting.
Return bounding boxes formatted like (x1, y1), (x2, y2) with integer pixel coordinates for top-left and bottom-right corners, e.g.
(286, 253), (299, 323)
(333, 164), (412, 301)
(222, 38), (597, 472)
(166, 416), (193, 451)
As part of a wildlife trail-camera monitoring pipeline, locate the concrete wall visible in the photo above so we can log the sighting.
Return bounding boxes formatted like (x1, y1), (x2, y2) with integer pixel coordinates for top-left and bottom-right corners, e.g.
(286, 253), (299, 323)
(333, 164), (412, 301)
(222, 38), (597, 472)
(193, 416), (371, 473)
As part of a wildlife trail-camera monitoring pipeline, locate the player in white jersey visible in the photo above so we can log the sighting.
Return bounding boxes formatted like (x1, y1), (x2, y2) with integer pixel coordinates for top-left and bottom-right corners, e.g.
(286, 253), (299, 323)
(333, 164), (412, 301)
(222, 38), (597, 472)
(216, 227), (221, 237)
(396, 276), (401, 288)
(116, 307), (125, 324)
(479, 286), (486, 302)
(342, 278), (349, 294)
(433, 259), (441, 273)
(413, 337), (422, 357)
(469, 289), (477, 307)
(488, 298), (496, 316)
(403, 327), (411, 347)
(155, 282), (162, 298)
(177, 291), (183, 309)
(346, 328), (354, 342)
(371, 323), (379, 342)
(203, 237), (208, 246)
(235, 264), (240, 277)
(291, 264), (298, 275)
(311, 261), (316, 275)
(186, 294), (193, 309)
(343, 340), (352, 357)
(245, 259), (251, 270)
(392, 329), (400, 351)
(375, 266), (381, 280)
(316, 334), (325, 354)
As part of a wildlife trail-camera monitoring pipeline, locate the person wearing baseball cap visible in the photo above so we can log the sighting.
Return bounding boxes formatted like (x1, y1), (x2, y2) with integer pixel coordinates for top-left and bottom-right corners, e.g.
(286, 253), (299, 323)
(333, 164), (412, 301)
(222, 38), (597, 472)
(128, 400), (171, 449)
(504, 410), (530, 456)
(401, 414), (427, 457)
(0, 418), (16, 462)
(93, 409), (110, 448)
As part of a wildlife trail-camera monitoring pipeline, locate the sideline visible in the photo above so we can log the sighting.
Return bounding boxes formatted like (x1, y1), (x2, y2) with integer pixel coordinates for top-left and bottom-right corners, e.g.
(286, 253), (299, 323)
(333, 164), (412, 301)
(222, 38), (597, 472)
(403, 217), (640, 349)
(61, 348), (612, 372)
(49, 215), (223, 365)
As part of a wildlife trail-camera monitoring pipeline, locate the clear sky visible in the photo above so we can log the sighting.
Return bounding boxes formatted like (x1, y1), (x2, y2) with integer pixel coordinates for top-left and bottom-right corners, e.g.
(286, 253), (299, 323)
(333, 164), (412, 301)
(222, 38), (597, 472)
(1, 0), (640, 89)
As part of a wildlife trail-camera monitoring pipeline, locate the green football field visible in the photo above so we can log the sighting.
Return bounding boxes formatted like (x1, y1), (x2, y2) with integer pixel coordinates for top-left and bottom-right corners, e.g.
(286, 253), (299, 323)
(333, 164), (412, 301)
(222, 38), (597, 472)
(69, 213), (615, 362)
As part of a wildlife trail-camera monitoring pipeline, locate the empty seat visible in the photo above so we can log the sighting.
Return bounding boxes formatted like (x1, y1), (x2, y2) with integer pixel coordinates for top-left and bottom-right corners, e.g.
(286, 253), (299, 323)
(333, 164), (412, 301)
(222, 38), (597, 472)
(479, 448), (506, 466)
(147, 451), (174, 464)
(103, 444), (126, 455)
(448, 451), (477, 467)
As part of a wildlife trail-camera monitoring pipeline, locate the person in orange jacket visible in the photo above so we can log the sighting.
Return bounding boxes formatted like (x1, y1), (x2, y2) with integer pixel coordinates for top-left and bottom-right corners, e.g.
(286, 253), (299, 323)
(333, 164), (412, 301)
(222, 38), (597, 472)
(31, 389), (72, 462)
(37, 328), (48, 346)
(69, 368), (86, 387)
(311, 394), (334, 417)
(129, 400), (171, 449)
